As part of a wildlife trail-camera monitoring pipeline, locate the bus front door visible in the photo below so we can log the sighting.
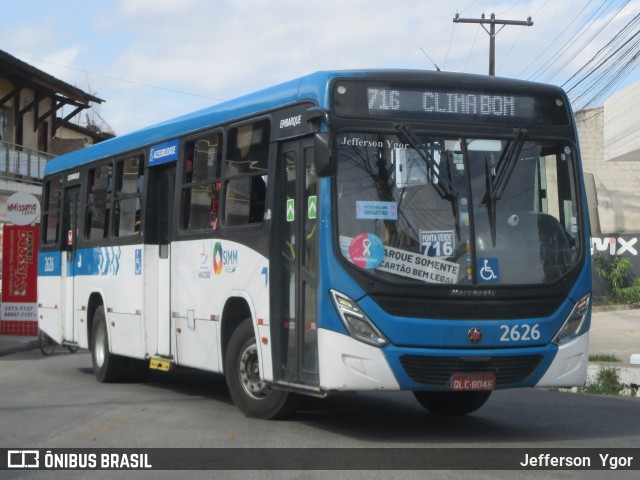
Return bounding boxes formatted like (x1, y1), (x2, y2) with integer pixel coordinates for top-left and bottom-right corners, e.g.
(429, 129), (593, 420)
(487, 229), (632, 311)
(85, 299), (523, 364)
(61, 185), (81, 344)
(273, 138), (319, 388)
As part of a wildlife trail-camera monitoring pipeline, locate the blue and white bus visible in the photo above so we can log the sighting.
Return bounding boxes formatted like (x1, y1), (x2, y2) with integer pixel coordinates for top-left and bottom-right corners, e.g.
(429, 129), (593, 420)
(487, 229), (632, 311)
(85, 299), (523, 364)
(38, 70), (591, 418)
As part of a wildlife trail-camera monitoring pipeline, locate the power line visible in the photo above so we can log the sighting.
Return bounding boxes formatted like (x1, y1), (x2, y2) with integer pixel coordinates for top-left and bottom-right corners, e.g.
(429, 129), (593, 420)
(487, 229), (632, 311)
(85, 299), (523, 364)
(443, 23), (457, 69)
(529, 0), (621, 82)
(496, 0), (523, 16)
(564, 12), (640, 109)
(497, 0), (555, 73)
(564, 11), (640, 90)
(464, 24), (482, 73)
(458, 0), (477, 16)
(539, 0), (629, 83)
(518, 0), (597, 78)
(497, 25), (526, 72)
(22, 55), (225, 102)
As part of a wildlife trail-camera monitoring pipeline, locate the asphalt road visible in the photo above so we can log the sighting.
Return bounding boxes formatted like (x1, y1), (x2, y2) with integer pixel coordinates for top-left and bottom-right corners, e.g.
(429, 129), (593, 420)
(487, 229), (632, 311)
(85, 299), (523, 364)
(1, 349), (639, 479)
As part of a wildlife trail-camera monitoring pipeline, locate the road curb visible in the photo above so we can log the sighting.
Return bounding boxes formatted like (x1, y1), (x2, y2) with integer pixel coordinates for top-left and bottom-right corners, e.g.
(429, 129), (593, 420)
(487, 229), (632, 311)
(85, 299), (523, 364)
(0, 339), (40, 357)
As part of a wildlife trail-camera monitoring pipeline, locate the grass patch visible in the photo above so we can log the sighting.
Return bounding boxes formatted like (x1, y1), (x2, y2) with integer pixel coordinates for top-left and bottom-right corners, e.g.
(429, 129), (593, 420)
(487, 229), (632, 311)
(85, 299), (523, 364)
(588, 353), (621, 362)
(582, 367), (622, 395)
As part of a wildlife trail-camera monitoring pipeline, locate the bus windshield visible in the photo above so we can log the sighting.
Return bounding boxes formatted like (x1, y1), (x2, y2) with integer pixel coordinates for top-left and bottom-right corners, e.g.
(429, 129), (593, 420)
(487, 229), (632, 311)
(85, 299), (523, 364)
(336, 131), (582, 286)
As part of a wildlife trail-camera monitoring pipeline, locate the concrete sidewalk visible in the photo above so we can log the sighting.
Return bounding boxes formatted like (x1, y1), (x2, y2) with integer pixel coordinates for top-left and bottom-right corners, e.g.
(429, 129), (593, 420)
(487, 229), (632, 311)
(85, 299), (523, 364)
(588, 306), (640, 389)
(589, 306), (640, 366)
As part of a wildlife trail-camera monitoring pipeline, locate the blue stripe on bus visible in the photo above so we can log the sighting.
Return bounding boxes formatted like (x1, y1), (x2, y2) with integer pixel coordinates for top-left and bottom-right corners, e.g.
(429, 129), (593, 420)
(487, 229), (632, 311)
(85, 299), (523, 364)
(44, 70), (371, 176)
(37, 247), (125, 277)
(44, 69), (562, 177)
(38, 252), (62, 276)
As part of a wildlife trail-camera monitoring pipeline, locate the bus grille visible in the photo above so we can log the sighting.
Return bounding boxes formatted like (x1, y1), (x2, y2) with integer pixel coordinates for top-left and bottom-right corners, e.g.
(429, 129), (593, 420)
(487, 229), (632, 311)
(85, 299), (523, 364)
(372, 297), (563, 320)
(399, 355), (544, 387)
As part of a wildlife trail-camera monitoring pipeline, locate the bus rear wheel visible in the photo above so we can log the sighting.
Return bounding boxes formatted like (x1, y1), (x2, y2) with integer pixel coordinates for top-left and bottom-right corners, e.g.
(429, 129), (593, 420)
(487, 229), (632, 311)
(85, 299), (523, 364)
(225, 318), (298, 419)
(413, 390), (492, 415)
(91, 306), (128, 383)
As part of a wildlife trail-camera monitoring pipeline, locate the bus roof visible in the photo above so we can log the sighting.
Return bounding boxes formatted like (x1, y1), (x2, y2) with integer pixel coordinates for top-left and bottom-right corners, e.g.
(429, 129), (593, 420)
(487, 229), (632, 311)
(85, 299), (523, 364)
(44, 69), (564, 176)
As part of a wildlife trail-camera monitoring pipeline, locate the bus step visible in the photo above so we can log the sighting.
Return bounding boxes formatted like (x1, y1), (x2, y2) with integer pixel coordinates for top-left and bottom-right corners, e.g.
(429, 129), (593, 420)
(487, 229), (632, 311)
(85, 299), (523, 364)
(272, 381), (326, 398)
(149, 358), (172, 371)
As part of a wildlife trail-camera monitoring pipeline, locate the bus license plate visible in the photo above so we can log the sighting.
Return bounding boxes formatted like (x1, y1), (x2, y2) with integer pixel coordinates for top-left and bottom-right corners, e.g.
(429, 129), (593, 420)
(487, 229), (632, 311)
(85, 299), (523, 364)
(450, 373), (495, 391)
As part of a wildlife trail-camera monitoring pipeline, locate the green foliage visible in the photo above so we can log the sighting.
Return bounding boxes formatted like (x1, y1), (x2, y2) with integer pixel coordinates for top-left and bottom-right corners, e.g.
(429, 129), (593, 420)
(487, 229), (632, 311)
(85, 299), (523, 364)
(588, 353), (620, 362)
(582, 367), (622, 395)
(593, 254), (640, 304)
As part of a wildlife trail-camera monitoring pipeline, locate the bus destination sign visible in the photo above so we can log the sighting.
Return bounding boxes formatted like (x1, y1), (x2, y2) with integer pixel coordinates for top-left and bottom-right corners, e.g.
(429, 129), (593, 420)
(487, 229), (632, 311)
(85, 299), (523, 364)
(367, 88), (535, 120)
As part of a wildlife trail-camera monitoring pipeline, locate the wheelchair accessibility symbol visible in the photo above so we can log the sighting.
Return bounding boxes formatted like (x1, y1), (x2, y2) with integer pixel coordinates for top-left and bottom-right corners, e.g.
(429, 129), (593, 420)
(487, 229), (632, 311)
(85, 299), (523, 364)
(478, 257), (499, 283)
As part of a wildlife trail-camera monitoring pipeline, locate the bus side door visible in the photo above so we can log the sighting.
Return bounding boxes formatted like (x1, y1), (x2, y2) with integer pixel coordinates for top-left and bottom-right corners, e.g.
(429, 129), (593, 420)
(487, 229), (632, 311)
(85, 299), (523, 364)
(144, 162), (175, 357)
(61, 185), (81, 344)
(272, 137), (319, 387)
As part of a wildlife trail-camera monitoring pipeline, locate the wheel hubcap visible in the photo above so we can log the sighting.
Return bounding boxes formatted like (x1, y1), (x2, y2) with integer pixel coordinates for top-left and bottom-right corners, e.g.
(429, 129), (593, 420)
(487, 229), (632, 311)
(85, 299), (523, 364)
(95, 325), (106, 367)
(238, 339), (269, 399)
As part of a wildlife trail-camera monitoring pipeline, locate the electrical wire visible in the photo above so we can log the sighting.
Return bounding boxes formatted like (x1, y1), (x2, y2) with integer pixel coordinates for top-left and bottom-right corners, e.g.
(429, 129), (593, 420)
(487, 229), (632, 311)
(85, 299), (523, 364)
(497, 25), (526, 72)
(530, 0), (620, 82)
(443, 22), (457, 70)
(565, 12), (640, 109)
(539, 0), (629, 83)
(463, 24), (481, 73)
(496, 0), (523, 16)
(564, 11), (640, 90)
(458, 0), (477, 16)
(518, 0), (597, 79)
(23, 55), (224, 102)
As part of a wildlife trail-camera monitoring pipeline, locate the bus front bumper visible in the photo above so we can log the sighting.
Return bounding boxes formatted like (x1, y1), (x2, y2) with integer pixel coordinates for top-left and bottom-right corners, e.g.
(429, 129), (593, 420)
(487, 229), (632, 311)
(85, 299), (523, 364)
(317, 328), (589, 392)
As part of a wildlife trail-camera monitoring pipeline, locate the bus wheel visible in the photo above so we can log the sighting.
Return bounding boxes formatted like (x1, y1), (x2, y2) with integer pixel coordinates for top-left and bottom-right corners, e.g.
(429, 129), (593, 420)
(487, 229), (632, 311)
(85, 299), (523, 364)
(225, 318), (298, 419)
(91, 306), (128, 383)
(126, 359), (150, 383)
(413, 390), (492, 415)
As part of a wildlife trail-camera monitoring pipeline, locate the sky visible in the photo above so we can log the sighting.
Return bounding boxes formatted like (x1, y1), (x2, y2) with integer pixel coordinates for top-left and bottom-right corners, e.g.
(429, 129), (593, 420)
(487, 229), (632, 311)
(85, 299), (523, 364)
(2, 0), (639, 135)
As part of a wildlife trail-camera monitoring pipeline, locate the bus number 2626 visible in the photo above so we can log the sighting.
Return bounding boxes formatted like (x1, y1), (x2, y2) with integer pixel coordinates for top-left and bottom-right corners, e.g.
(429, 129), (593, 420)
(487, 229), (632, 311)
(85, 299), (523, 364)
(499, 324), (541, 342)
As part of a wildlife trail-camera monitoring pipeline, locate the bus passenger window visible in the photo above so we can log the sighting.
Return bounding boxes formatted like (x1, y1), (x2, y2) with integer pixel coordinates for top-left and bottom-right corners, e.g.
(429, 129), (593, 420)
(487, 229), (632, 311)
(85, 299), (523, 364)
(223, 119), (269, 227)
(86, 163), (113, 240)
(210, 182), (220, 230)
(43, 178), (62, 245)
(225, 177), (251, 226)
(225, 120), (270, 175)
(180, 132), (222, 231)
(114, 155), (144, 237)
(249, 175), (266, 223)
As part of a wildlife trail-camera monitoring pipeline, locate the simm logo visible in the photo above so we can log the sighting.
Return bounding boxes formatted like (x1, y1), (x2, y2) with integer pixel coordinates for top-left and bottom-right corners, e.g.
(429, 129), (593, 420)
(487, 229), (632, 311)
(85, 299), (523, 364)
(213, 242), (239, 275)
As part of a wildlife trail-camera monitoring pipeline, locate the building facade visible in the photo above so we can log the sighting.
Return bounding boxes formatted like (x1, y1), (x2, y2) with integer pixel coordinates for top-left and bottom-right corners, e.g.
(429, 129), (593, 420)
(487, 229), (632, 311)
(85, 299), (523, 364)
(577, 81), (640, 235)
(0, 49), (111, 263)
(576, 80), (640, 300)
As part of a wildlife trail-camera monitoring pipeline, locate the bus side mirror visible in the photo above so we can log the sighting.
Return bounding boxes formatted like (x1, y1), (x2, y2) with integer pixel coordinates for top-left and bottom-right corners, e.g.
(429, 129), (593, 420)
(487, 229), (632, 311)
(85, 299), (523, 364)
(314, 132), (335, 177)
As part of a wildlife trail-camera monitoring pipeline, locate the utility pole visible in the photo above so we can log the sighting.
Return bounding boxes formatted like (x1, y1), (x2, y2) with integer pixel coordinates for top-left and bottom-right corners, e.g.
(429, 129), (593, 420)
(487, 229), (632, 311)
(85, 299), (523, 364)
(453, 13), (533, 76)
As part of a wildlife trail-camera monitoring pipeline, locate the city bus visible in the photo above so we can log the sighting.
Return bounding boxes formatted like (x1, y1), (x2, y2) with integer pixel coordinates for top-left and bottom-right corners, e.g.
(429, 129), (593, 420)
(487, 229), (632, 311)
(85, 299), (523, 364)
(38, 70), (591, 419)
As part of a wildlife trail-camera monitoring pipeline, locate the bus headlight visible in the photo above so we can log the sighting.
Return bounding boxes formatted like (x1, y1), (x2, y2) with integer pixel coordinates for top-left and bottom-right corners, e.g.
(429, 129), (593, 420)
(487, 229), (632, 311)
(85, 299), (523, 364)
(553, 293), (590, 346)
(330, 290), (389, 347)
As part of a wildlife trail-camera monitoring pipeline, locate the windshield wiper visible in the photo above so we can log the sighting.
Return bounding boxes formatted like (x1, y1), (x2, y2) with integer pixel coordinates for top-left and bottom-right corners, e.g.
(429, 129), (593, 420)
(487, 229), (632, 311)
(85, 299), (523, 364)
(396, 123), (458, 200)
(396, 123), (461, 239)
(485, 127), (527, 246)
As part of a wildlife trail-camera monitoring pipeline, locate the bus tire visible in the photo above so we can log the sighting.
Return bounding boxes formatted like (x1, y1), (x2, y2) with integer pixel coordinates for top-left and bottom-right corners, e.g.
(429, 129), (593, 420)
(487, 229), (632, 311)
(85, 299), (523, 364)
(91, 306), (128, 383)
(413, 390), (491, 415)
(225, 318), (298, 419)
(126, 359), (150, 383)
